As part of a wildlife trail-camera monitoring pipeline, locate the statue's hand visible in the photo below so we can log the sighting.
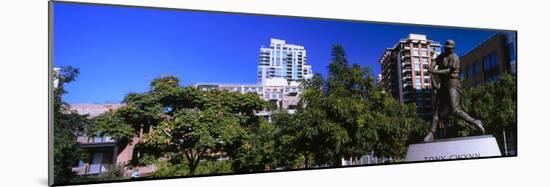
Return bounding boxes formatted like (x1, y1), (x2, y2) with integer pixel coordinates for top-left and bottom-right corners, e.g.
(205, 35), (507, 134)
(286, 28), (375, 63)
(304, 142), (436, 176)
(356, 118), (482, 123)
(428, 67), (436, 74)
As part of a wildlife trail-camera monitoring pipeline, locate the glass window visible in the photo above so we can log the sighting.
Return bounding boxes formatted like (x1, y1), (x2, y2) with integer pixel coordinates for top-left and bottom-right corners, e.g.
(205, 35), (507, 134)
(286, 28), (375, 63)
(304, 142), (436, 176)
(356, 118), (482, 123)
(413, 57), (420, 63)
(421, 57), (428, 64)
(482, 51), (498, 72)
(508, 43), (516, 62)
(473, 61), (480, 76)
(413, 48), (419, 56)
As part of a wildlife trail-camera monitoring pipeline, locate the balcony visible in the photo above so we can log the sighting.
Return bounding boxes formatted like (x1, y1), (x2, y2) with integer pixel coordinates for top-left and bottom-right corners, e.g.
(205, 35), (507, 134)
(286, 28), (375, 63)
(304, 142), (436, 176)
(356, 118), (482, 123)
(73, 163), (115, 176)
(77, 136), (116, 148)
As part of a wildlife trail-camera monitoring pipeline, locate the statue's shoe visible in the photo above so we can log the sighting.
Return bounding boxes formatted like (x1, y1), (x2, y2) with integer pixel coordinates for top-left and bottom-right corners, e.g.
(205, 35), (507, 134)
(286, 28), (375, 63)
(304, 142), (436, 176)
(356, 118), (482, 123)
(423, 132), (435, 142)
(474, 120), (485, 135)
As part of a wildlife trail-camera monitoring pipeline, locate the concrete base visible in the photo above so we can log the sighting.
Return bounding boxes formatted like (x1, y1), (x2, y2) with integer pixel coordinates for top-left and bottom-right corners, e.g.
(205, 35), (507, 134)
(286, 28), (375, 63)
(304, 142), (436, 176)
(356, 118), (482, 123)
(405, 135), (501, 162)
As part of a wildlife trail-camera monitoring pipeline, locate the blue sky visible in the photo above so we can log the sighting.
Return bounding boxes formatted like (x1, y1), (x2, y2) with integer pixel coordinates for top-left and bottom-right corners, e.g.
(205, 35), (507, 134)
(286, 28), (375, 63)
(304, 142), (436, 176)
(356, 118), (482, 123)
(54, 2), (502, 104)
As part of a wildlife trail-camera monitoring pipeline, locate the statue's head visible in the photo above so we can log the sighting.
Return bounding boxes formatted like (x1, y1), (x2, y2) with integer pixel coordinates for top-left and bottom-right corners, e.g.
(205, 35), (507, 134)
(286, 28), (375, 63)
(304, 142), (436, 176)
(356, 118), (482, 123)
(443, 40), (455, 53)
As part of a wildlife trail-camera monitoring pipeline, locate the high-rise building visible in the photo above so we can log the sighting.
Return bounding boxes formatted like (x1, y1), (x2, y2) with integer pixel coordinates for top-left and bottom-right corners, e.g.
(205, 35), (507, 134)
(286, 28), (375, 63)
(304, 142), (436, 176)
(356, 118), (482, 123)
(460, 32), (517, 87)
(53, 67), (61, 88)
(379, 34), (441, 120)
(376, 74), (382, 86)
(196, 38), (313, 112)
(258, 39), (313, 86)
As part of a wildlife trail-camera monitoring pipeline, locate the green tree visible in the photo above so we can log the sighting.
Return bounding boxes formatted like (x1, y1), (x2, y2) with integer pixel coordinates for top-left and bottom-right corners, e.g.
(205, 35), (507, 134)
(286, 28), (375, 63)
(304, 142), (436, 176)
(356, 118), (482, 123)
(273, 73), (352, 168)
(325, 45), (380, 164)
(274, 44), (423, 167)
(450, 73), (517, 155)
(230, 120), (279, 172)
(89, 110), (134, 144)
(53, 66), (90, 184)
(90, 75), (269, 175)
(369, 93), (423, 160)
(142, 106), (245, 175)
(141, 77), (267, 175)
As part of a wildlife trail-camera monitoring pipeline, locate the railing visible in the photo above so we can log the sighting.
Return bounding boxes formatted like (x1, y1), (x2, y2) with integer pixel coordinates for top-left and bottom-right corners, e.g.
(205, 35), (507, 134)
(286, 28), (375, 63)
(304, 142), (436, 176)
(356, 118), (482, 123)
(77, 136), (115, 144)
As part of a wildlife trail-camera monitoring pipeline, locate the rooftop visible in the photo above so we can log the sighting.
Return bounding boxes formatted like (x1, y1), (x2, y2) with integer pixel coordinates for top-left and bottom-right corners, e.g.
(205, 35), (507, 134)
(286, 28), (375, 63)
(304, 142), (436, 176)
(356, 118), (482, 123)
(69, 103), (124, 117)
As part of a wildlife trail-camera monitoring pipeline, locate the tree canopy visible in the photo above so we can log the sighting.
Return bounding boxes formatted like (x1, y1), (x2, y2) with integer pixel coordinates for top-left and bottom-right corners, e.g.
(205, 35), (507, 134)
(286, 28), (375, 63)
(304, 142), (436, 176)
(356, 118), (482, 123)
(92, 75), (268, 175)
(54, 44), (516, 183)
(271, 45), (424, 167)
(53, 66), (90, 184)
(448, 73), (517, 155)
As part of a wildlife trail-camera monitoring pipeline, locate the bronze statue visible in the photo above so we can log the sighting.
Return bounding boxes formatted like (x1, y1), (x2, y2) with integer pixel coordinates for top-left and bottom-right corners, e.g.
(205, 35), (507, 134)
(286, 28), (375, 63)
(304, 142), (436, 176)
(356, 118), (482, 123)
(423, 40), (485, 142)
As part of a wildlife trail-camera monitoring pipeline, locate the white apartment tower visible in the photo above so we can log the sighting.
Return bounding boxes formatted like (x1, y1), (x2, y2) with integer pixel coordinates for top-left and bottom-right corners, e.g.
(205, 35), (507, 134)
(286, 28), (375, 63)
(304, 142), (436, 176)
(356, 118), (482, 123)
(258, 39), (313, 86)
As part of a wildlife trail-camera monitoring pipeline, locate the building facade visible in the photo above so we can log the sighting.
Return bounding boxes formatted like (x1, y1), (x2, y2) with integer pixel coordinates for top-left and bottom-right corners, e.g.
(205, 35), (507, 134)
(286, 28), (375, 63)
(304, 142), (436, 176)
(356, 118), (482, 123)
(459, 32), (517, 156)
(196, 39), (312, 112)
(69, 103), (156, 177)
(195, 78), (302, 110)
(379, 34), (441, 120)
(460, 32), (517, 86)
(258, 39), (313, 86)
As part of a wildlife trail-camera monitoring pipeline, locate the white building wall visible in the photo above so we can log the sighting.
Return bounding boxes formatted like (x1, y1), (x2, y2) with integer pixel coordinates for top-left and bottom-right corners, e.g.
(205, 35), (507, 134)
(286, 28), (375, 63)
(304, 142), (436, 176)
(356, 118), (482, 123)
(258, 38), (312, 85)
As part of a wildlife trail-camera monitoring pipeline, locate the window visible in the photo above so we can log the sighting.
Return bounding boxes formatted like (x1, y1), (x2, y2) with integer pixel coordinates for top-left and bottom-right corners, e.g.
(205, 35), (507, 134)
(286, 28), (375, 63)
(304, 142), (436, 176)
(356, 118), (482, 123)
(421, 49), (428, 56)
(415, 77), (421, 89)
(421, 57), (428, 64)
(88, 152), (113, 174)
(413, 48), (419, 56)
(508, 43), (517, 75)
(508, 44), (516, 61)
(473, 61), (480, 76)
(413, 57), (419, 62)
(467, 65), (473, 79)
(416, 99), (424, 107)
(486, 74), (500, 83)
(482, 51), (498, 72)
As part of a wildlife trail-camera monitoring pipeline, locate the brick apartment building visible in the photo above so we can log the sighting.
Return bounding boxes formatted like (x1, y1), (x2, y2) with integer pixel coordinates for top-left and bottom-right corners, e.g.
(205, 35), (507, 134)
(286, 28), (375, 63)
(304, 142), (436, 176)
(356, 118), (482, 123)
(379, 33), (441, 120)
(458, 31), (517, 156)
(460, 32), (517, 86)
(69, 103), (156, 177)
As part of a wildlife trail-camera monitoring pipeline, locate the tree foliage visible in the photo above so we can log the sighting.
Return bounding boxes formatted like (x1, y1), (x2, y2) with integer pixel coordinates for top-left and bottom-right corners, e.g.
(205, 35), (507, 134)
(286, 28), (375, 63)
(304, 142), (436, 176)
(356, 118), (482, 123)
(271, 45), (423, 167)
(54, 44), (517, 182)
(53, 66), (90, 184)
(449, 73), (517, 154)
(95, 75), (268, 175)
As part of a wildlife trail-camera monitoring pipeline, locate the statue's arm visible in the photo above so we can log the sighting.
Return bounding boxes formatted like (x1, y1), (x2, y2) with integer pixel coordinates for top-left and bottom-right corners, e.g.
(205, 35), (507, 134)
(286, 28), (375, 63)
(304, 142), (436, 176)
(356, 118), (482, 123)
(429, 68), (451, 75)
(429, 55), (458, 75)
